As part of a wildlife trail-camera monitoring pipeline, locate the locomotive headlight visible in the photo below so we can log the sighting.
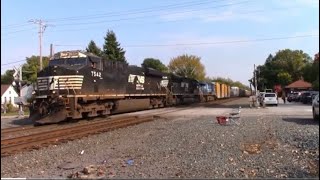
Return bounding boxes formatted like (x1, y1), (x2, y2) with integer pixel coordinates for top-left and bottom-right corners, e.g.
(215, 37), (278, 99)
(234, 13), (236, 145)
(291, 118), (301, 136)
(52, 91), (56, 94)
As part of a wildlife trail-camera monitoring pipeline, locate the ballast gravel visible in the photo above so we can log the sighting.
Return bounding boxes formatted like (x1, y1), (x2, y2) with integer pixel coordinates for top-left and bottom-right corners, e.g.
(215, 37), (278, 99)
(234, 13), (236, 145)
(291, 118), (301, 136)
(1, 98), (319, 178)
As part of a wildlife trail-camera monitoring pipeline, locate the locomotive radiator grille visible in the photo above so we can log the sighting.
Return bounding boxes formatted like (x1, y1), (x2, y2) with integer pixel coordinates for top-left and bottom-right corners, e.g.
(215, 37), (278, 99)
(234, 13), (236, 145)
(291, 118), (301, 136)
(37, 75), (84, 91)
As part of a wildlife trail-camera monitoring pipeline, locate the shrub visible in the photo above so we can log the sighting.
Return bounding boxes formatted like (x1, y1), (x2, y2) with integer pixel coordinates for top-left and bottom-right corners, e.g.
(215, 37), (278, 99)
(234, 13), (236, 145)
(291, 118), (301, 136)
(6, 104), (14, 112)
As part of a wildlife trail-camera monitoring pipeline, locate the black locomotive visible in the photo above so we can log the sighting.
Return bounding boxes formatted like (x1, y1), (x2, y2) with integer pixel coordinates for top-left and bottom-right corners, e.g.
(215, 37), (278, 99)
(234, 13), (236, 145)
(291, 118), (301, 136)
(29, 50), (209, 125)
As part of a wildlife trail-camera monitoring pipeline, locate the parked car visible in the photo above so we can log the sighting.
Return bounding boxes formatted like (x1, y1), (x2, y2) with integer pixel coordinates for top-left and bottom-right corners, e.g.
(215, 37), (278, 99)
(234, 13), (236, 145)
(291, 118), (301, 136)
(311, 91), (319, 103)
(261, 93), (278, 106)
(300, 91), (318, 104)
(287, 92), (298, 102)
(312, 94), (319, 120)
(301, 91), (312, 104)
(295, 91), (303, 102)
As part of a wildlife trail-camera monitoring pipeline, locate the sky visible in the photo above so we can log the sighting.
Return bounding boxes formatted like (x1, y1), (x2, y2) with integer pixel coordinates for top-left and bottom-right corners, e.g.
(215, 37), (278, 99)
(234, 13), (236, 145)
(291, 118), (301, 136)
(1, 0), (319, 86)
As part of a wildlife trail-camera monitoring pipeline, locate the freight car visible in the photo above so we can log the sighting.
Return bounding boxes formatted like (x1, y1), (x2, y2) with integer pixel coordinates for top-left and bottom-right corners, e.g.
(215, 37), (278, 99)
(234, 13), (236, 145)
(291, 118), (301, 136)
(29, 51), (203, 125)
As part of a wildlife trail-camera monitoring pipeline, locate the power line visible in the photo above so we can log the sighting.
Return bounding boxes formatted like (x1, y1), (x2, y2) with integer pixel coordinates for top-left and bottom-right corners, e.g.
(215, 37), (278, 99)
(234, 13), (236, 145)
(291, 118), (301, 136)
(29, 19), (53, 71)
(0, 0), (230, 29)
(0, 0), (248, 35)
(3, 34), (318, 67)
(123, 35), (319, 47)
(54, 34), (319, 48)
(1, 23), (32, 29)
(1, 28), (36, 35)
(46, 0), (225, 22)
(45, 6), (301, 33)
(54, 0), (251, 27)
(1, 60), (26, 66)
(0, 5), (297, 38)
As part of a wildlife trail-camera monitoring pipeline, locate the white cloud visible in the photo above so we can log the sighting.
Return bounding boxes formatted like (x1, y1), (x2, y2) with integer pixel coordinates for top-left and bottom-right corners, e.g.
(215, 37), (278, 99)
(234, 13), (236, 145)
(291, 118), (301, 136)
(159, 8), (271, 23)
(159, 32), (252, 49)
(277, 0), (319, 8)
(158, 0), (319, 24)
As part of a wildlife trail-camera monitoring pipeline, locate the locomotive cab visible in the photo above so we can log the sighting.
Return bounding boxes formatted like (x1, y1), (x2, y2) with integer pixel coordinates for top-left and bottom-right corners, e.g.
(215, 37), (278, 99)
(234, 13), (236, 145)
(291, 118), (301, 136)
(48, 51), (102, 70)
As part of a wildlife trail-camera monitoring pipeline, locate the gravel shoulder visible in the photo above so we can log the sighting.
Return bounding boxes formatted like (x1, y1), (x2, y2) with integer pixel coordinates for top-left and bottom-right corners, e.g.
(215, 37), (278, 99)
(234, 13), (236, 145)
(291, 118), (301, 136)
(1, 98), (319, 178)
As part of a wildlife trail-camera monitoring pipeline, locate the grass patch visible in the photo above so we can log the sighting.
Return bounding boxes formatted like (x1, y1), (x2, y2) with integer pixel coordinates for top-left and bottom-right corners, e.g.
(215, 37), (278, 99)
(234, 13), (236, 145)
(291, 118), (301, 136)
(1, 110), (30, 116)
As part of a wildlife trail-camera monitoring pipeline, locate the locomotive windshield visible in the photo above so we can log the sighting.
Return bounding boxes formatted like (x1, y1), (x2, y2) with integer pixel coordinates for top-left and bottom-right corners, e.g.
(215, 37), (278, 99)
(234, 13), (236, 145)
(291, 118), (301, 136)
(49, 51), (102, 70)
(49, 57), (87, 66)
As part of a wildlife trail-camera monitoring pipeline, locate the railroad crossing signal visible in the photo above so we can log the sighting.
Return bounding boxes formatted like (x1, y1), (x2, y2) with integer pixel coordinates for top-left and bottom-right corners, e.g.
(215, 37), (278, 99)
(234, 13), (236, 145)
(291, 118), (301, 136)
(12, 66), (20, 80)
(12, 66), (22, 87)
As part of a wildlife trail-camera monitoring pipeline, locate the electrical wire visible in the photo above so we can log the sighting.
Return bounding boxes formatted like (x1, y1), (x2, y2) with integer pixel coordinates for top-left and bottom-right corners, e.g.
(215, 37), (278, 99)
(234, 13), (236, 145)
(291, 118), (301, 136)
(45, 6), (301, 33)
(1, 60), (27, 66)
(54, 34), (319, 48)
(54, 0), (251, 27)
(46, 0), (221, 22)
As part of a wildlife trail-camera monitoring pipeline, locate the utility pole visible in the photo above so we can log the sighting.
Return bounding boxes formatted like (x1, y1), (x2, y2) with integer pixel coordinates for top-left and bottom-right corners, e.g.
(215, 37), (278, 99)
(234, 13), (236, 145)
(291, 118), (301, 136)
(29, 19), (48, 71)
(254, 64), (259, 107)
(50, 43), (53, 58)
(254, 64), (258, 96)
(19, 66), (23, 117)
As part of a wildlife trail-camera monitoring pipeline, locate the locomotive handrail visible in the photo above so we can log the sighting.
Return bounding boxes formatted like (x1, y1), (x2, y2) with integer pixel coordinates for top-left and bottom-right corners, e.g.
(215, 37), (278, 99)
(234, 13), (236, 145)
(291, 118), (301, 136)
(57, 78), (60, 96)
(64, 79), (70, 95)
(63, 78), (77, 95)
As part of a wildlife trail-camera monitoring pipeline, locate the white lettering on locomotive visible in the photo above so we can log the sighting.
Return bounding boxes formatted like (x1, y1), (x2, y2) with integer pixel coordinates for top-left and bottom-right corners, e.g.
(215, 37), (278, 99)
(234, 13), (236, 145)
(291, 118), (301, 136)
(160, 80), (169, 87)
(91, 71), (101, 78)
(128, 74), (145, 84)
(136, 84), (144, 90)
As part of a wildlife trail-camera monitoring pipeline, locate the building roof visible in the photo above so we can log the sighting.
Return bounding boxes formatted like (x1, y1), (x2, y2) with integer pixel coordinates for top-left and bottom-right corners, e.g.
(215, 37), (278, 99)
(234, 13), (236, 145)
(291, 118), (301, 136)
(285, 80), (312, 89)
(1, 84), (11, 96)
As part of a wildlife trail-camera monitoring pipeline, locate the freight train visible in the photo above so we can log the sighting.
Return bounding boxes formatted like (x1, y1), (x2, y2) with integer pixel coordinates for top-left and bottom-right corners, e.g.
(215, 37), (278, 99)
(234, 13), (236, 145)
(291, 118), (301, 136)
(29, 50), (250, 125)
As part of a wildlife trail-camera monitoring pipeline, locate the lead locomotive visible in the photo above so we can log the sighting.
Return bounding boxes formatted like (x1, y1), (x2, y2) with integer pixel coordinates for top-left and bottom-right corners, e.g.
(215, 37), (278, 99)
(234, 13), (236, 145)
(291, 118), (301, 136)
(29, 50), (204, 125)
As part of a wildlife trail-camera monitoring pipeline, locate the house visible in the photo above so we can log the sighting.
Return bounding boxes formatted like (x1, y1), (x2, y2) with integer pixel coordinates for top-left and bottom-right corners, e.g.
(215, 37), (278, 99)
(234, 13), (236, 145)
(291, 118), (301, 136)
(1, 84), (19, 107)
(285, 79), (312, 93)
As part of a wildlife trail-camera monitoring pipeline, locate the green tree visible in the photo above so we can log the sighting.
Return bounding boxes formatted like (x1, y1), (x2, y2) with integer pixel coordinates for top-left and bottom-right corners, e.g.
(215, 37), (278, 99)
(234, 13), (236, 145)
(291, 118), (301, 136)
(168, 54), (206, 81)
(22, 56), (49, 83)
(102, 30), (127, 63)
(272, 49), (311, 80)
(277, 71), (292, 86)
(141, 58), (168, 72)
(308, 54), (319, 90)
(1, 70), (14, 84)
(211, 77), (233, 85)
(86, 40), (102, 56)
(256, 49), (312, 89)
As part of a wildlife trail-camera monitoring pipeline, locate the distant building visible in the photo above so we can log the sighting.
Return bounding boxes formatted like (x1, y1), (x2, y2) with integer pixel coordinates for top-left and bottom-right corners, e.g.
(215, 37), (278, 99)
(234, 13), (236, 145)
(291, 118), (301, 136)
(1, 84), (19, 107)
(285, 80), (312, 92)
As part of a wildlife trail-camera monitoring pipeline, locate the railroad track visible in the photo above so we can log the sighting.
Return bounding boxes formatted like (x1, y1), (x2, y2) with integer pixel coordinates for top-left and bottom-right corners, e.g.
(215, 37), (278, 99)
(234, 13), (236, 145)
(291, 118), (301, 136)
(1, 115), (153, 157)
(1, 97), (242, 157)
(1, 97), (238, 135)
